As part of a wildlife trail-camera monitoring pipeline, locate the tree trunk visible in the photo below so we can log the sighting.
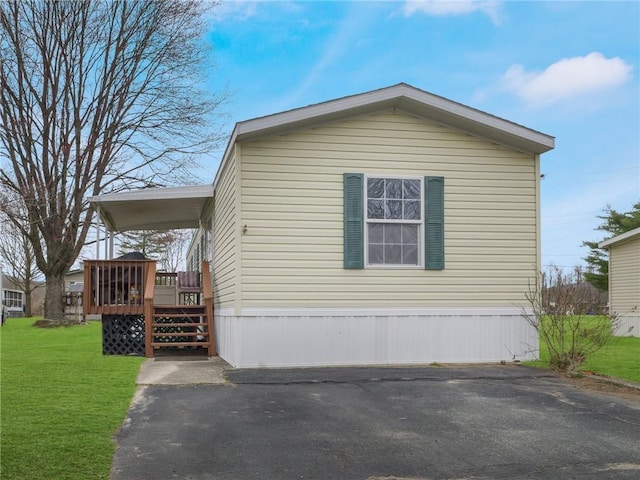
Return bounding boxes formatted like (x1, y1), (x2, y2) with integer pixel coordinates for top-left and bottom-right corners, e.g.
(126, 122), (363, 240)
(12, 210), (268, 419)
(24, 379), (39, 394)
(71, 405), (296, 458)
(24, 290), (32, 317)
(44, 275), (65, 322)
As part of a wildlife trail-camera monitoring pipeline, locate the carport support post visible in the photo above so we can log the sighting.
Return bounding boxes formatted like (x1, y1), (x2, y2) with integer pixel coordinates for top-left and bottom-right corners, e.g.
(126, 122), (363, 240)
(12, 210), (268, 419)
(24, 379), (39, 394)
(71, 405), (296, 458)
(108, 231), (114, 259)
(96, 209), (101, 260)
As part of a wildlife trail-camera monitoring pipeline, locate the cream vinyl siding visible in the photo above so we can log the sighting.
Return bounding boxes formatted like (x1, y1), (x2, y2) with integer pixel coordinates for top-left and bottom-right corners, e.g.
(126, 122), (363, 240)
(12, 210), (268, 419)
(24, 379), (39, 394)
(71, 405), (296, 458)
(239, 110), (538, 308)
(212, 150), (238, 309)
(609, 236), (640, 315)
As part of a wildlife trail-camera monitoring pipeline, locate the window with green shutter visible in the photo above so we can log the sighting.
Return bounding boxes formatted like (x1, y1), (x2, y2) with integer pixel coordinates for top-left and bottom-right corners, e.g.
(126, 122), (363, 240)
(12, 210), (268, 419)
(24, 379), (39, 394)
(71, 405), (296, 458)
(344, 174), (444, 270)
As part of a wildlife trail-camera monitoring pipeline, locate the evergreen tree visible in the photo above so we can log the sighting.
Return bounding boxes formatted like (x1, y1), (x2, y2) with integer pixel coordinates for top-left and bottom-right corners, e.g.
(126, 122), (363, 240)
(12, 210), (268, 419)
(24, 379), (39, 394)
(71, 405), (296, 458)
(583, 202), (640, 290)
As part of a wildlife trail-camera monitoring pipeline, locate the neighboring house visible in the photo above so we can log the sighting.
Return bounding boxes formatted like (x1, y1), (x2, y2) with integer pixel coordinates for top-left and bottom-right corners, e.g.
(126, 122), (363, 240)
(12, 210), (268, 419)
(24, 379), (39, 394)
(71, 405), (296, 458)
(65, 268), (85, 288)
(64, 268), (85, 317)
(1, 272), (27, 318)
(599, 227), (640, 337)
(93, 83), (555, 367)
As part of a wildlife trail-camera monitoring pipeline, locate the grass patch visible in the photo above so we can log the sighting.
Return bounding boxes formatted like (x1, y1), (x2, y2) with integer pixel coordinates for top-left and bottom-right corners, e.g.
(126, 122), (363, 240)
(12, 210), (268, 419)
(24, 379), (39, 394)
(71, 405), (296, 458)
(1, 318), (144, 480)
(526, 324), (640, 383)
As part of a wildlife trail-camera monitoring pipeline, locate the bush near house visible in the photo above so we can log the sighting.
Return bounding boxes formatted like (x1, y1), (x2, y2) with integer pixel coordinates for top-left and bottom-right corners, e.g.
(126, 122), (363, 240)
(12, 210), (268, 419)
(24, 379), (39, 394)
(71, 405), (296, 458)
(523, 267), (618, 375)
(527, 329), (640, 383)
(0, 318), (144, 480)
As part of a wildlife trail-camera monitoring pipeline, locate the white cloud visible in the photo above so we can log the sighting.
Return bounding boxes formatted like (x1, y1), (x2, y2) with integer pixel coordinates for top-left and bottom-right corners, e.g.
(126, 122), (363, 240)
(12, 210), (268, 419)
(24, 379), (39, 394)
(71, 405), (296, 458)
(402, 1), (502, 24)
(501, 52), (633, 106)
(211, 1), (301, 23)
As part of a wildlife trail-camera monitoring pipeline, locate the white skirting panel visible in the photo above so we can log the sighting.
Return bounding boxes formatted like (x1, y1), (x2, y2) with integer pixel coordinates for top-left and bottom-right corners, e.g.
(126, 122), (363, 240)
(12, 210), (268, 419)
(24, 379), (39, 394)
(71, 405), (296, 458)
(614, 314), (640, 337)
(214, 307), (539, 368)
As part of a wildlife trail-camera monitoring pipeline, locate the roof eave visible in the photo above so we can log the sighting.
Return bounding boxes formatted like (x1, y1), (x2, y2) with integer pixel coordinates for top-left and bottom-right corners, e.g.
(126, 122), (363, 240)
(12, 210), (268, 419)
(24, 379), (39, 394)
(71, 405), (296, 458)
(234, 83), (555, 154)
(599, 226), (640, 248)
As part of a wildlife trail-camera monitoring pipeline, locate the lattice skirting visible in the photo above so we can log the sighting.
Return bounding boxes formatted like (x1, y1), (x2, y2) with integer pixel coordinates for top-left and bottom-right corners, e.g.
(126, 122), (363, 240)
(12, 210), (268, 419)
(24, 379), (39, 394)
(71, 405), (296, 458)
(102, 315), (145, 356)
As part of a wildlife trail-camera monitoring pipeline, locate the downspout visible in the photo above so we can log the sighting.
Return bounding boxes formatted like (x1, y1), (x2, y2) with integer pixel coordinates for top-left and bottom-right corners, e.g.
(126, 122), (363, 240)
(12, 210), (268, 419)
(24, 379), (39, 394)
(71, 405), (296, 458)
(0, 264), (3, 324)
(535, 153), (541, 274)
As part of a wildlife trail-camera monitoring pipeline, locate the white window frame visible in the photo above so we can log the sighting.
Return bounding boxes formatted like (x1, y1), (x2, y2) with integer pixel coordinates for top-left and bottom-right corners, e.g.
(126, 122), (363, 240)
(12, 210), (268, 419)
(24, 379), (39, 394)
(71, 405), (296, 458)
(364, 175), (424, 268)
(4, 289), (24, 309)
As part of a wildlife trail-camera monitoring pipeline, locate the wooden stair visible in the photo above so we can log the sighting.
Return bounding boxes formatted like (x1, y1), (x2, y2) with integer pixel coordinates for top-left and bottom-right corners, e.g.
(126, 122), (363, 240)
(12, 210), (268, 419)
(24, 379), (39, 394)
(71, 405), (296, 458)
(143, 261), (216, 358)
(151, 305), (213, 351)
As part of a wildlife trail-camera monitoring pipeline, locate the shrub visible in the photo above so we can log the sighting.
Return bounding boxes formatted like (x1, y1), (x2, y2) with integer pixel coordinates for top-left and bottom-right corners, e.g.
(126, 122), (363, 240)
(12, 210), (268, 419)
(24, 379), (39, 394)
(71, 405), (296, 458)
(522, 266), (617, 375)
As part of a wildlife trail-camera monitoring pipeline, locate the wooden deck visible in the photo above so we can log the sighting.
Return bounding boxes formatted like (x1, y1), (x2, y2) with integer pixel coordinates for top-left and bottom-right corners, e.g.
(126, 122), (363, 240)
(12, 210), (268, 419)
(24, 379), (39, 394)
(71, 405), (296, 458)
(84, 260), (215, 357)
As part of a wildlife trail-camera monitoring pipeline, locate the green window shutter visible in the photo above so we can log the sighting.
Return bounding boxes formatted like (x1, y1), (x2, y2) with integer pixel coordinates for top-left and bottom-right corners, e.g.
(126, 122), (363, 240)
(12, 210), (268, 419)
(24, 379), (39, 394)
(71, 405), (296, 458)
(425, 176), (444, 270)
(343, 173), (364, 269)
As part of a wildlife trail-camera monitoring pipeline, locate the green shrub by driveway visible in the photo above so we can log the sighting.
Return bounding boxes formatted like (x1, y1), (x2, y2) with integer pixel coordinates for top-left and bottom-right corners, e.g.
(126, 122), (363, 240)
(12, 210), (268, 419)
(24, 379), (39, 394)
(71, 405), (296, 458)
(527, 331), (640, 383)
(0, 318), (144, 480)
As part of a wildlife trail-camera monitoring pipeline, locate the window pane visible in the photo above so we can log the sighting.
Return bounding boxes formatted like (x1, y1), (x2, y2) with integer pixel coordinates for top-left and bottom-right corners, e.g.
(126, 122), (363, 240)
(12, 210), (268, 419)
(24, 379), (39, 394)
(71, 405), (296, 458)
(403, 179), (420, 199)
(367, 199), (384, 219)
(365, 177), (423, 267)
(368, 223), (383, 243)
(385, 200), (402, 219)
(367, 178), (384, 198)
(402, 245), (418, 265)
(403, 224), (418, 244)
(385, 244), (402, 264)
(368, 244), (383, 264)
(384, 224), (401, 243)
(404, 200), (421, 220)
(386, 179), (402, 199)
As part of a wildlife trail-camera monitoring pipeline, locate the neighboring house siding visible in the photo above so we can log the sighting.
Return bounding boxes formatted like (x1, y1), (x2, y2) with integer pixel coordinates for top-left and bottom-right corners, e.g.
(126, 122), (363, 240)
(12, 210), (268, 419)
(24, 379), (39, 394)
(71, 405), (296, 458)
(213, 148), (239, 310)
(609, 236), (640, 336)
(238, 110), (538, 308)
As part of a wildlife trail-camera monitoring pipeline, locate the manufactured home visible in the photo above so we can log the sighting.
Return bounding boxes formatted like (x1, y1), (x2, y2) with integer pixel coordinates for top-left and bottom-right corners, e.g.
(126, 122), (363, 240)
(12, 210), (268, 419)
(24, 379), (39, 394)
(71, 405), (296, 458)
(90, 83), (555, 366)
(600, 227), (640, 336)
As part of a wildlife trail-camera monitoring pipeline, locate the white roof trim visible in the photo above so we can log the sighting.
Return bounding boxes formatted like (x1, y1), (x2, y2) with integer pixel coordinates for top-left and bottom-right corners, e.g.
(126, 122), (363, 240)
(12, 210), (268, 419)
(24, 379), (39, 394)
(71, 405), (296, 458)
(90, 184), (213, 203)
(599, 226), (640, 248)
(213, 83), (554, 193)
(234, 83), (554, 152)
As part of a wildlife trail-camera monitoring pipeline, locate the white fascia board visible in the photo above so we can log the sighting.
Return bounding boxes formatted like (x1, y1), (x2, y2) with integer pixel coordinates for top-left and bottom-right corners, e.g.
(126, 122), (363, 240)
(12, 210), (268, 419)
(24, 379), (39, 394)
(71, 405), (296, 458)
(212, 127), (239, 194)
(599, 226), (640, 248)
(234, 83), (555, 153)
(88, 184), (213, 204)
(211, 83), (555, 197)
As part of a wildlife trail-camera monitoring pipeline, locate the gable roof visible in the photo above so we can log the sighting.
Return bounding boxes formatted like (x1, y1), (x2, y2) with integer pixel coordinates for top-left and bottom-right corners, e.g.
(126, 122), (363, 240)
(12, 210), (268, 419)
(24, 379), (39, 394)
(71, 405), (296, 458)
(91, 83), (554, 234)
(231, 83), (554, 152)
(599, 227), (640, 249)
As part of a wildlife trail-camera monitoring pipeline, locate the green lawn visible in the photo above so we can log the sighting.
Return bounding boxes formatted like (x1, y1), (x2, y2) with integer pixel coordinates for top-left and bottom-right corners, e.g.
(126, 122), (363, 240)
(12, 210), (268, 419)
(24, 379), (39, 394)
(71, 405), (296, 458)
(526, 330), (640, 383)
(0, 318), (144, 480)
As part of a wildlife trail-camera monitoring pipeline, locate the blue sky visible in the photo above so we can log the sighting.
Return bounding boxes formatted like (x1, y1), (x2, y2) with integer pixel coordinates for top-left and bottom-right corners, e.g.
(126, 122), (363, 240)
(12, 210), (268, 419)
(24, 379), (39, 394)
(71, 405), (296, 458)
(203, 0), (639, 271)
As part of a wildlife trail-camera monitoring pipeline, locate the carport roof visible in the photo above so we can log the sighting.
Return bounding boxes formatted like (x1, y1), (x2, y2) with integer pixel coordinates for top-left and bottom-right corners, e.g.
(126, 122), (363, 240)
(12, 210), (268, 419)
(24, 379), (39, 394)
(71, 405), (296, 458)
(89, 184), (213, 232)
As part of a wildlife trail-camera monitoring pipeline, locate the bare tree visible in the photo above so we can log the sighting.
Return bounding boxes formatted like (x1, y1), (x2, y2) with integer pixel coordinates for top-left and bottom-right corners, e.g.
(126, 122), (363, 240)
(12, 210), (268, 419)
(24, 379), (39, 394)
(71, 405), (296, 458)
(158, 230), (191, 272)
(0, 200), (43, 317)
(117, 229), (191, 271)
(0, 1), (225, 323)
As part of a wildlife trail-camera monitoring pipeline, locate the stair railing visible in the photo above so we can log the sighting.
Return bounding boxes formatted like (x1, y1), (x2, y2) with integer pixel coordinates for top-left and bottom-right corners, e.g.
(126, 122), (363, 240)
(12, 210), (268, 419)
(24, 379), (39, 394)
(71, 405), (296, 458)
(143, 262), (157, 357)
(201, 260), (216, 356)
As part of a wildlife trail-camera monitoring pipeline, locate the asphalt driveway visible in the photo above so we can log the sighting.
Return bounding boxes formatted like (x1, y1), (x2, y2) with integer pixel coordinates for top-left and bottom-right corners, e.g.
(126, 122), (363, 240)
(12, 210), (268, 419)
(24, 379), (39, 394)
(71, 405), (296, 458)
(111, 365), (640, 480)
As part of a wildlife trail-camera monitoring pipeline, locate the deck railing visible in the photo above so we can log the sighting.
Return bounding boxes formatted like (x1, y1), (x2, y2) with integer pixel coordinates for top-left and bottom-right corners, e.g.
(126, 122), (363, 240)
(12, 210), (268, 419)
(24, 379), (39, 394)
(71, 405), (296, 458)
(84, 259), (215, 357)
(83, 259), (155, 316)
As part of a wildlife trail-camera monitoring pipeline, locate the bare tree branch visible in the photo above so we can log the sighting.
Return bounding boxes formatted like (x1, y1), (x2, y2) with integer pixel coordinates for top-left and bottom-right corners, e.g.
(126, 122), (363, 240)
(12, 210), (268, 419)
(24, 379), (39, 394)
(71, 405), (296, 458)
(0, 0), (226, 322)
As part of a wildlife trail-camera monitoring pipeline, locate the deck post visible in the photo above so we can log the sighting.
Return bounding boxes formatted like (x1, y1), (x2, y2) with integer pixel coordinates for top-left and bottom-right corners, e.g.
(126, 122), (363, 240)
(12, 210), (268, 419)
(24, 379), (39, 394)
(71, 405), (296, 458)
(143, 262), (156, 358)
